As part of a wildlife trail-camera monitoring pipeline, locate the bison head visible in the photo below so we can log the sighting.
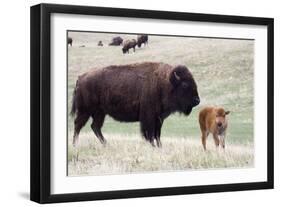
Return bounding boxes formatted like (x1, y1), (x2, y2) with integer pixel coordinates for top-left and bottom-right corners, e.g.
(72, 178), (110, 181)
(169, 65), (200, 115)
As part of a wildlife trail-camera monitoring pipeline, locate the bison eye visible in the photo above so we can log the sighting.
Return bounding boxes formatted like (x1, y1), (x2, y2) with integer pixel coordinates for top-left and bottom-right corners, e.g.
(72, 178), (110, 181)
(181, 82), (189, 89)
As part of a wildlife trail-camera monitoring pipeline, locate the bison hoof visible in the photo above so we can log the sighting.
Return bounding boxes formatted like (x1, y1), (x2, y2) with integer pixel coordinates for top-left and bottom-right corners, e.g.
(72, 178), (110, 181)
(150, 141), (156, 147)
(100, 139), (107, 145)
(157, 142), (162, 148)
(72, 142), (77, 148)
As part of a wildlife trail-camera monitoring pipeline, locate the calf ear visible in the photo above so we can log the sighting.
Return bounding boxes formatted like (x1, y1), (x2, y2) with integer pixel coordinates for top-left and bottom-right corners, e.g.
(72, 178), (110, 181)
(225, 111), (230, 115)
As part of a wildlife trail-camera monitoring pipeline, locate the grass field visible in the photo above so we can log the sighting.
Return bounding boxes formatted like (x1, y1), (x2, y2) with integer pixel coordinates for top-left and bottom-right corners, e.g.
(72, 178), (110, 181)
(67, 31), (254, 176)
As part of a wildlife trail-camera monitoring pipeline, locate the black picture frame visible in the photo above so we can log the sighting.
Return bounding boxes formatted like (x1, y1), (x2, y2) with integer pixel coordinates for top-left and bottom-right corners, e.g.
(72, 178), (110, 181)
(30, 3), (274, 204)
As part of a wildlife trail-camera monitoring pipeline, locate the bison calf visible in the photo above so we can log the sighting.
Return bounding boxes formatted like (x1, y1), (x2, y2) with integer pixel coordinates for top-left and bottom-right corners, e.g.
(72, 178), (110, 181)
(122, 39), (137, 54)
(199, 107), (230, 150)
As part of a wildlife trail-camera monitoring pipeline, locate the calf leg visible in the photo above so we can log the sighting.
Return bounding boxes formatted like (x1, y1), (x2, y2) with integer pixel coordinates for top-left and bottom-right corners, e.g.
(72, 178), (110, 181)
(201, 131), (208, 151)
(73, 112), (90, 147)
(91, 112), (106, 144)
(219, 135), (225, 149)
(213, 133), (220, 148)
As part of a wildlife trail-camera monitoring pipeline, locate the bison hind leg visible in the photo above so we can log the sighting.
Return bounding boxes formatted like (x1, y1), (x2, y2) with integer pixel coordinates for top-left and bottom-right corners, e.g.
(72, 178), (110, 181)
(91, 112), (107, 145)
(73, 112), (90, 147)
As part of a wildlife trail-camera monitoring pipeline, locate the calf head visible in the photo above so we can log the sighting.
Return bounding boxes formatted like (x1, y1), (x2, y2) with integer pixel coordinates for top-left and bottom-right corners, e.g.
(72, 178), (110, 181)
(215, 108), (230, 133)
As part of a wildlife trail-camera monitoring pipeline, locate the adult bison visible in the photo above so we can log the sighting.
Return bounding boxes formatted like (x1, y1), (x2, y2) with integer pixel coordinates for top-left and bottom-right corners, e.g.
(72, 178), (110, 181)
(67, 37), (73, 46)
(109, 36), (123, 46)
(71, 62), (200, 147)
(137, 35), (148, 48)
(122, 39), (137, 54)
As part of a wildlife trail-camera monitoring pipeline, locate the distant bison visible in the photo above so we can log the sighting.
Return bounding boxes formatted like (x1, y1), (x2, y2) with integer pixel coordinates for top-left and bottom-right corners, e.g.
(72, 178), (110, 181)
(137, 35), (148, 48)
(109, 36), (123, 46)
(122, 39), (137, 54)
(98, 41), (103, 46)
(71, 62), (200, 147)
(67, 37), (73, 46)
(199, 107), (230, 150)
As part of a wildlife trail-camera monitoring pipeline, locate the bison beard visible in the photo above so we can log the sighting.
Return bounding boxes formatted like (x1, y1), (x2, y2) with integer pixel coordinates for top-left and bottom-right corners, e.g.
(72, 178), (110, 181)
(71, 62), (200, 147)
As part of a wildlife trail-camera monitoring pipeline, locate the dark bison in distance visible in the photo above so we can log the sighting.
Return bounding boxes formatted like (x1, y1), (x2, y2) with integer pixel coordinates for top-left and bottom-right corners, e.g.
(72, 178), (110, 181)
(109, 36), (123, 46)
(67, 37), (73, 46)
(137, 35), (148, 48)
(71, 62), (200, 147)
(122, 39), (137, 54)
(97, 41), (103, 46)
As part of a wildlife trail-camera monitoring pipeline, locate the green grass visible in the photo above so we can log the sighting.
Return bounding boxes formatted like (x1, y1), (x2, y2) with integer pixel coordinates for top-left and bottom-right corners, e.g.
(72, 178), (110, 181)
(67, 32), (254, 175)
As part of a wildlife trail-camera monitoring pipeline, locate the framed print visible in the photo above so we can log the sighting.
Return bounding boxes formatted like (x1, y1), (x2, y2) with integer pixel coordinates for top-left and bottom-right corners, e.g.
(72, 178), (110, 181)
(30, 3), (274, 203)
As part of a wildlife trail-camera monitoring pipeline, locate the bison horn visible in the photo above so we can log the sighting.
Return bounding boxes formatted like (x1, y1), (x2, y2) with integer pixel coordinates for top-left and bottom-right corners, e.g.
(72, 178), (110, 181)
(174, 71), (180, 80)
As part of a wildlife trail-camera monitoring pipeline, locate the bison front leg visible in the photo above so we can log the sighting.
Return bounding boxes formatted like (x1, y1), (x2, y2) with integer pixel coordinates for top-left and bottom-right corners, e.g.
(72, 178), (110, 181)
(140, 94), (160, 147)
(213, 133), (220, 149)
(155, 117), (163, 147)
(219, 133), (226, 149)
(140, 118), (156, 147)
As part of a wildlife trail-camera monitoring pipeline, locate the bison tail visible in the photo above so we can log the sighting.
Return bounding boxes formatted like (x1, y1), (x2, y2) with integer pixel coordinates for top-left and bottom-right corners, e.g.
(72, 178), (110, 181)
(70, 80), (78, 116)
(70, 97), (76, 117)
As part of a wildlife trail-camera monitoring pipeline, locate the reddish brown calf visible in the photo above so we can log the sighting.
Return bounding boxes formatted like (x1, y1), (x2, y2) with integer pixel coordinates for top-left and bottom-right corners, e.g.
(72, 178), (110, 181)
(199, 107), (230, 150)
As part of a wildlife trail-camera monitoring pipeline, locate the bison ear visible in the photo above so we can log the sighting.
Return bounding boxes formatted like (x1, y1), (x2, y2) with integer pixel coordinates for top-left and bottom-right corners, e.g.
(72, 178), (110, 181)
(170, 70), (181, 87)
(225, 111), (230, 115)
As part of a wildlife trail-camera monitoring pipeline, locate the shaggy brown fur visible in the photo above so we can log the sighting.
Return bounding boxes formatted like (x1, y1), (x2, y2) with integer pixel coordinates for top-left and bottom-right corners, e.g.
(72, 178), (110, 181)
(122, 39), (137, 54)
(71, 62), (200, 147)
(137, 35), (148, 48)
(199, 107), (230, 150)
(109, 36), (123, 46)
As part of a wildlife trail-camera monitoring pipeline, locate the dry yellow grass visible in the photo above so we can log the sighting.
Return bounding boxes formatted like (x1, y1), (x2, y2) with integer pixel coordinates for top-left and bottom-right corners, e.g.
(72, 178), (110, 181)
(68, 132), (254, 176)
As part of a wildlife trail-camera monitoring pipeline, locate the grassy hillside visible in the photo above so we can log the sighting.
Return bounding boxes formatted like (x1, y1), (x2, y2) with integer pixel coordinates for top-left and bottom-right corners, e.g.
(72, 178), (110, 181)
(67, 31), (254, 175)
